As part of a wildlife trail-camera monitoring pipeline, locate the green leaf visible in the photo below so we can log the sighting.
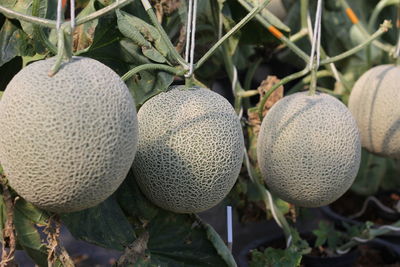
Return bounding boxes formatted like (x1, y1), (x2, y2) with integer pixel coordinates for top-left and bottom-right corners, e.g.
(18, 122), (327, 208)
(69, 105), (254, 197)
(0, 19), (32, 66)
(312, 221), (340, 250)
(144, 211), (235, 267)
(116, 173), (236, 266)
(14, 198), (49, 226)
(77, 16), (131, 75)
(116, 170), (159, 221)
(351, 149), (387, 196)
(197, 216), (237, 267)
(126, 68), (174, 106)
(249, 247), (302, 267)
(61, 196), (136, 251)
(116, 10), (167, 63)
(13, 201), (62, 267)
(381, 159), (400, 190)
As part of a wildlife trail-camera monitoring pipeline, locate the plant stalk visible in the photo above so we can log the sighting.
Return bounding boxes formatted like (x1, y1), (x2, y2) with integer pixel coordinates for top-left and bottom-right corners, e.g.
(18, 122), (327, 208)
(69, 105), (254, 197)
(237, 0), (310, 63)
(76, 0), (133, 25)
(141, 0), (187, 67)
(0, 5), (57, 28)
(320, 20), (391, 65)
(195, 0), (271, 70)
(258, 68), (310, 120)
(122, 64), (185, 81)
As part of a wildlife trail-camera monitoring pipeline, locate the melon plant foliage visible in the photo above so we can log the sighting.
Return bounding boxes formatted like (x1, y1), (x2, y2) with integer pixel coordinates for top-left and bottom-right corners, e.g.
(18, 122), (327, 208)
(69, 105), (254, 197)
(0, 0), (399, 266)
(0, 0), (245, 265)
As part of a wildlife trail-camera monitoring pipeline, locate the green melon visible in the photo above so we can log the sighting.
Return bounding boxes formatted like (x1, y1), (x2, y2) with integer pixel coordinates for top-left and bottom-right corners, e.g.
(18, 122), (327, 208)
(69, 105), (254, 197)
(257, 92), (361, 207)
(0, 56), (138, 213)
(133, 86), (244, 213)
(348, 65), (400, 159)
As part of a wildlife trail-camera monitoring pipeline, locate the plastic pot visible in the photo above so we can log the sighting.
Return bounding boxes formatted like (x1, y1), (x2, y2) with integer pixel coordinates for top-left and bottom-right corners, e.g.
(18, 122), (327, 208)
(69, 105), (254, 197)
(238, 233), (400, 267)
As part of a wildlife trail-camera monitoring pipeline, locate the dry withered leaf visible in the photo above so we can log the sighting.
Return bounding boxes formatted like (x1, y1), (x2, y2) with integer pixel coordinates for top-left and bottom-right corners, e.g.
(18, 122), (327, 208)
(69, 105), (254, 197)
(73, 25), (96, 52)
(247, 76), (283, 164)
(116, 232), (149, 266)
(151, 0), (181, 23)
(247, 75), (283, 135)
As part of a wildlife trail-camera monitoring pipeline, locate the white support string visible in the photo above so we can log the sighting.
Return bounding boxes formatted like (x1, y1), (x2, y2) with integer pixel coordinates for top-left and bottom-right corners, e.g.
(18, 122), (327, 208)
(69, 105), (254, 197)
(307, 3), (341, 83)
(188, 0), (197, 76)
(56, 0), (63, 30)
(70, 0), (76, 29)
(185, 0), (198, 77)
(308, 0), (323, 70)
(184, 0), (193, 63)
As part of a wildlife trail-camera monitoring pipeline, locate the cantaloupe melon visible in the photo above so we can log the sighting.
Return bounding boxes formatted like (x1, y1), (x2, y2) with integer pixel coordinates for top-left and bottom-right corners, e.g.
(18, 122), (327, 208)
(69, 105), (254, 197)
(0, 56), (138, 213)
(348, 65), (400, 159)
(133, 86), (244, 213)
(257, 92), (361, 207)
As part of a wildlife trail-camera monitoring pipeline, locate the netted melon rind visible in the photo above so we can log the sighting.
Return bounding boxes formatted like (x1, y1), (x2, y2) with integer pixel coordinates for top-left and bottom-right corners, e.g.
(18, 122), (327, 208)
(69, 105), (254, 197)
(257, 92), (361, 207)
(0, 56), (138, 213)
(348, 65), (400, 159)
(133, 87), (244, 213)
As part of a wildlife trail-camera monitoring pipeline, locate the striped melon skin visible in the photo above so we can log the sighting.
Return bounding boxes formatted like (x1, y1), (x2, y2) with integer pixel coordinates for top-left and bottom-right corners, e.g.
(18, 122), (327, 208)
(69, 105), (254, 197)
(133, 86), (244, 213)
(257, 92), (361, 207)
(348, 65), (400, 159)
(0, 57), (138, 213)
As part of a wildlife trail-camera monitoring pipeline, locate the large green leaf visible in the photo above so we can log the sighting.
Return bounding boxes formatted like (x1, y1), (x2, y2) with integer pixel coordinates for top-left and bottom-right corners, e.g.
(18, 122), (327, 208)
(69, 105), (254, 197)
(116, 173), (237, 267)
(350, 149), (387, 196)
(77, 16), (130, 75)
(61, 196), (136, 251)
(116, 10), (167, 63)
(0, 19), (33, 66)
(13, 198), (63, 267)
(119, 39), (174, 106)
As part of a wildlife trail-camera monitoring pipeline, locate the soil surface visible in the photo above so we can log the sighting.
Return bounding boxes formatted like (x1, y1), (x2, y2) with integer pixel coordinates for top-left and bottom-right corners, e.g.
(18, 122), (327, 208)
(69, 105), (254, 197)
(330, 191), (400, 225)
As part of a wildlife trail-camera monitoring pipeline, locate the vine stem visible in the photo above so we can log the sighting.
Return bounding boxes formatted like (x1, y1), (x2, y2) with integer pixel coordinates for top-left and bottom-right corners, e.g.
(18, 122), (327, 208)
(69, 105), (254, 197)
(76, 0), (134, 25)
(257, 19), (390, 120)
(0, 5), (57, 28)
(308, 65), (318, 95)
(141, 0), (187, 67)
(339, 0), (393, 53)
(0, 0), (133, 29)
(49, 23), (68, 77)
(237, 0), (310, 63)
(321, 20), (392, 65)
(336, 220), (400, 254)
(368, 0), (400, 31)
(275, 28), (308, 51)
(300, 0), (309, 29)
(258, 68), (310, 120)
(237, 90), (259, 98)
(122, 64), (185, 81)
(195, 0), (271, 70)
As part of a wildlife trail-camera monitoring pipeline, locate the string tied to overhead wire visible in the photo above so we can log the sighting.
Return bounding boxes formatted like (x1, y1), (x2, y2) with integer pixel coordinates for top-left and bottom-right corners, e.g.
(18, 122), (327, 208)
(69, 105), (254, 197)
(308, 0), (323, 71)
(49, 0), (76, 76)
(56, 0), (76, 31)
(184, 0), (198, 78)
